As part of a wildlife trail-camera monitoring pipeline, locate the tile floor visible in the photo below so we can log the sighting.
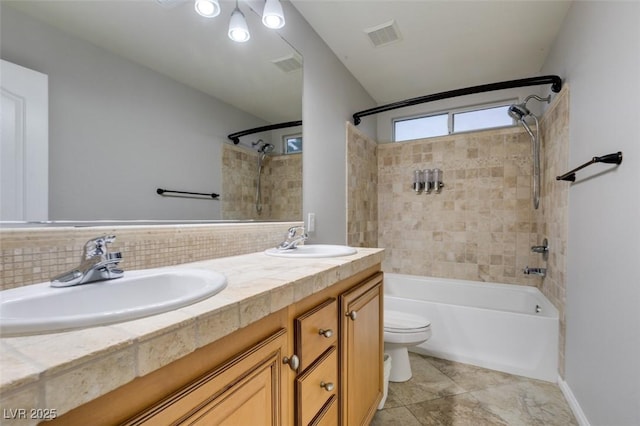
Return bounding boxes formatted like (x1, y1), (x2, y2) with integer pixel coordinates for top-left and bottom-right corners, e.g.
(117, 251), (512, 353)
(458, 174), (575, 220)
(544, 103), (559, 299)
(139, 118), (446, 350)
(372, 353), (578, 426)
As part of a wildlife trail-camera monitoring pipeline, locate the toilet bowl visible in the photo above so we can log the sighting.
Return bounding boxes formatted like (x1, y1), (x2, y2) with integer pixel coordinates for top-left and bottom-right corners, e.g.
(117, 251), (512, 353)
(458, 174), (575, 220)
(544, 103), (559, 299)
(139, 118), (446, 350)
(384, 310), (431, 382)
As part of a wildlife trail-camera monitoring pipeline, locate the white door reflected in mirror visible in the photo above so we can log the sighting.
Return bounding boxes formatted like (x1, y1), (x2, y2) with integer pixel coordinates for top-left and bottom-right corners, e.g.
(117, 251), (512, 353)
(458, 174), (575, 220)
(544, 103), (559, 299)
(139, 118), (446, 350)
(1, 60), (48, 221)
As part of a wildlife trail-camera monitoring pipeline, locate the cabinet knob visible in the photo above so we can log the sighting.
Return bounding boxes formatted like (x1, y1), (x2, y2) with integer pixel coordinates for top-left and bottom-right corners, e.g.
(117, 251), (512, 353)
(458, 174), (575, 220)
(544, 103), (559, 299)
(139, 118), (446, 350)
(320, 381), (334, 392)
(346, 310), (357, 321)
(282, 355), (299, 371)
(318, 328), (333, 338)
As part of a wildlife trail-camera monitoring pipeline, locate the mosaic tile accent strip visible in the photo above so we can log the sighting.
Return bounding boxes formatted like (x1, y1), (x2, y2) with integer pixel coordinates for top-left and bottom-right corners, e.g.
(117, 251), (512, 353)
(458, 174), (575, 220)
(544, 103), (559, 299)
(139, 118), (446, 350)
(0, 222), (301, 290)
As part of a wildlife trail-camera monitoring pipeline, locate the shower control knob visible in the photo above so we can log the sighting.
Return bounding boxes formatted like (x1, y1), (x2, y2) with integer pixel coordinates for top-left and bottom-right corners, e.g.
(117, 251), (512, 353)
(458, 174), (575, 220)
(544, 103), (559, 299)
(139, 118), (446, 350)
(318, 328), (333, 338)
(283, 354), (299, 371)
(346, 310), (357, 321)
(320, 381), (334, 392)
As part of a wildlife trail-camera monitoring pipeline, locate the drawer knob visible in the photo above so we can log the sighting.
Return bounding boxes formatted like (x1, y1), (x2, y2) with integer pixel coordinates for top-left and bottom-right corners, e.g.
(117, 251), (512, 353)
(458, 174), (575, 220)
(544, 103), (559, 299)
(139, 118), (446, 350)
(283, 354), (299, 371)
(346, 310), (357, 321)
(318, 328), (333, 338)
(320, 381), (335, 392)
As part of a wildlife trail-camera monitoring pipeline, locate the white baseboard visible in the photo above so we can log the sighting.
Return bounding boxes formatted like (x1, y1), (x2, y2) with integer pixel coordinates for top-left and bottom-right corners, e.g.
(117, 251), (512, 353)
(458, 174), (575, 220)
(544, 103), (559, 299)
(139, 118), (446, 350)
(558, 376), (591, 426)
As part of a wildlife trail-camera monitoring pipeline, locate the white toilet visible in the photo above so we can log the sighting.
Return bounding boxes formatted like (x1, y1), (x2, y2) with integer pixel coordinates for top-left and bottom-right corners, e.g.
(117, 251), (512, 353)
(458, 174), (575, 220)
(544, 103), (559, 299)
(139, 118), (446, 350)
(384, 310), (432, 382)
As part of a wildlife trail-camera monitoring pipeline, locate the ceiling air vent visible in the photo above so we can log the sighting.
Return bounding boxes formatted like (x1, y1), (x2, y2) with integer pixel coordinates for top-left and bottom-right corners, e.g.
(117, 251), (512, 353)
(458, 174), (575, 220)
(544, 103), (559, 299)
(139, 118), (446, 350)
(271, 53), (303, 73)
(364, 20), (402, 48)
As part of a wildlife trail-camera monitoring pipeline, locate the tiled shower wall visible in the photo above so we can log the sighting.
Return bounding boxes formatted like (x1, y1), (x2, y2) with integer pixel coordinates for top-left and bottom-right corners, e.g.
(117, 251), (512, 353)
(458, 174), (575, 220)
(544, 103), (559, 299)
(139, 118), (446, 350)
(377, 127), (540, 286)
(346, 88), (570, 376)
(221, 144), (302, 221)
(536, 86), (570, 376)
(263, 153), (303, 221)
(347, 124), (378, 247)
(0, 222), (301, 291)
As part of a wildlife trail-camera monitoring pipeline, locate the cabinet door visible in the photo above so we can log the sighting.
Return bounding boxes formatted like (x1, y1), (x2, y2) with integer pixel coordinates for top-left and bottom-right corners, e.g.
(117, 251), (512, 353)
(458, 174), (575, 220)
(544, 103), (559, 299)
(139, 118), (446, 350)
(340, 272), (383, 426)
(124, 328), (288, 426)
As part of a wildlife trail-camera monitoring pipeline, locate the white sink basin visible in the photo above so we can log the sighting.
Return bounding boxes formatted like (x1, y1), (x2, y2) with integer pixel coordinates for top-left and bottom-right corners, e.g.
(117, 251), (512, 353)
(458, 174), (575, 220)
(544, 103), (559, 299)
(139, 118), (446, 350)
(264, 244), (357, 258)
(0, 268), (227, 336)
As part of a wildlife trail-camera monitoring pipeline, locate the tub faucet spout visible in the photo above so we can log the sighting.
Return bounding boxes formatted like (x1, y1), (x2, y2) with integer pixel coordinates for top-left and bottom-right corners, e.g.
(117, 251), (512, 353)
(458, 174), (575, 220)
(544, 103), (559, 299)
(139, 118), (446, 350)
(51, 235), (124, 287)
(523, 266), (546, 277)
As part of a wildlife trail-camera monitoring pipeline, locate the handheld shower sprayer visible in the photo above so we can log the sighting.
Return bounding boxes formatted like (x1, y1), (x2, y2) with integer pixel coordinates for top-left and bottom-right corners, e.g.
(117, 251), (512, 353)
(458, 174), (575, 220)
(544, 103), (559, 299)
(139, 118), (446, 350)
(507, 94), (551, 210)
(254, 141), (275, 214)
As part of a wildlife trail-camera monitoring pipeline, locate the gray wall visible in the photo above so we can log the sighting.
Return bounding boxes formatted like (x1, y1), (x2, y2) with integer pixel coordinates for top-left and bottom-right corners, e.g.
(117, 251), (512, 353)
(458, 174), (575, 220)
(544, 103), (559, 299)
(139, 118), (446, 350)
(1, 6), (266, 220)
(541, 2), (640, 425)
(282, 2), (377, 244)
(1, 3), (376, 238)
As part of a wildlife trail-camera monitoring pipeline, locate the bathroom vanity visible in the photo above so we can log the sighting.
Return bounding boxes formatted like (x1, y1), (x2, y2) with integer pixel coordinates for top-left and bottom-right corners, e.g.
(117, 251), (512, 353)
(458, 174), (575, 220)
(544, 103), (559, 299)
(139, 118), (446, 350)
(0, 248), (384, 426)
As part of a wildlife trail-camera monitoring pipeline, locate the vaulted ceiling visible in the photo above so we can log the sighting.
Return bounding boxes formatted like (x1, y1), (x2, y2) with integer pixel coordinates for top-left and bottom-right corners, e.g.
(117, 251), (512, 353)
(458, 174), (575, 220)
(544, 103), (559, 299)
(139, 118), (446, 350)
(292, 0), (572, 104)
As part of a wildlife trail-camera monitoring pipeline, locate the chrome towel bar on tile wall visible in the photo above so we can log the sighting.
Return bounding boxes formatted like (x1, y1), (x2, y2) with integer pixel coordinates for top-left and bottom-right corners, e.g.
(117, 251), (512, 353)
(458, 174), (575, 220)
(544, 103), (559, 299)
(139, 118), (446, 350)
(556, 152), (623, 182)
(156, 188), (220, 199)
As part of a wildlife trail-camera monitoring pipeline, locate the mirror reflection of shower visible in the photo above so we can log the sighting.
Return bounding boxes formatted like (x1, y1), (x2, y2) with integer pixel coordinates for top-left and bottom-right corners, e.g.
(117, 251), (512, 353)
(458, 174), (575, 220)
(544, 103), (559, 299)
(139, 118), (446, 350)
(507, 94), (550, 210)
(252, 139), (275, 214)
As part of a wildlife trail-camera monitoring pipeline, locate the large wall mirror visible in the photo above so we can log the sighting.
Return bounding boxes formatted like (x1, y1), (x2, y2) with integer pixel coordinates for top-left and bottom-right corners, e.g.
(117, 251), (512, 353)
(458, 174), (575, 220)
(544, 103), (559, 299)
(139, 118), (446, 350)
(0, 0), (302, 225)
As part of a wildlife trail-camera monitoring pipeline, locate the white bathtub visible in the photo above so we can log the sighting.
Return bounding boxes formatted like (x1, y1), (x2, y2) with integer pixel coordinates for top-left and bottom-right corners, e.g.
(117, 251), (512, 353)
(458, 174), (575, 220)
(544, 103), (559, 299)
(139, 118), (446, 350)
(384, 273), (559, 382)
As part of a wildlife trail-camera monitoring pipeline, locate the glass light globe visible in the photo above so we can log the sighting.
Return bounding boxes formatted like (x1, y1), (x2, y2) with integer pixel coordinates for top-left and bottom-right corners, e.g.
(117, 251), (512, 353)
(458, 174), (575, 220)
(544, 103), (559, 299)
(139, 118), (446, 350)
(194, 0), (220, 18)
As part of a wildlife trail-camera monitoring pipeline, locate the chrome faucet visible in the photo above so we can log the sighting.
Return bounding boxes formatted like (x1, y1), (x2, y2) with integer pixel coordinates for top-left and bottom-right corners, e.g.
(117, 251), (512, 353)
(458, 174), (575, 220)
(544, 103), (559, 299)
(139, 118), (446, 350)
(523, 266), (546, 277)
(276, 226), (308, 250)
(51, 235), (124, 287)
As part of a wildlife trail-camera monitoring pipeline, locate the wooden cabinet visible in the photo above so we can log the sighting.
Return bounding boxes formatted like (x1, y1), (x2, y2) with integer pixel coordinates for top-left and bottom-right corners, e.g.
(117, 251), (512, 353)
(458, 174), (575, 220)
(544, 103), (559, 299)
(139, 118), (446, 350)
(340, 272), (384, 426)
(310, 395), (338, 426)
(49, 265), (382, 426)
(295, 346), (338, 425)
(294, 298), (338, 425)
(294, 298), (338, 372)
(124, 328), (288, 425)
(294, 272), (383, 426)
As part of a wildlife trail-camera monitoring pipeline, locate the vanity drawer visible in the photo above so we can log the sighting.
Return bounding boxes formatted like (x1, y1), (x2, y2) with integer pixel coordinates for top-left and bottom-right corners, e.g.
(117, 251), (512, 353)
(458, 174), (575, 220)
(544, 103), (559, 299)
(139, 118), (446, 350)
(295, 347), (338, 426)
(310, 395), (338, 426)
(295, 298), (337, 371)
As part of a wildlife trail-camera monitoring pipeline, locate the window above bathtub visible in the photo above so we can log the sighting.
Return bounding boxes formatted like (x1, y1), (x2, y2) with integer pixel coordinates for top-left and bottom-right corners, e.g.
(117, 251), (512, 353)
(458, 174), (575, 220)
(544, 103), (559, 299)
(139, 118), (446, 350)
(393, 100), (516, 142)
(283, 133), (303, 154)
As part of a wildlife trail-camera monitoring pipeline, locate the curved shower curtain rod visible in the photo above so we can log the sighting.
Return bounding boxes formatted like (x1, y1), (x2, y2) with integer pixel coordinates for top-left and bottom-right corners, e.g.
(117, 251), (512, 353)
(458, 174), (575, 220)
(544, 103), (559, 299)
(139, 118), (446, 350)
(352, 75), (562, 125)
(227, 120), (303, 145)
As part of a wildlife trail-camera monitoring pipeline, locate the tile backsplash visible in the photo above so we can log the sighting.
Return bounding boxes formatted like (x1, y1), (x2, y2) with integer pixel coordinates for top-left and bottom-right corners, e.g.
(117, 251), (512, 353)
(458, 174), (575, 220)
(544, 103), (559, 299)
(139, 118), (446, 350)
(0, 222), (301, 290)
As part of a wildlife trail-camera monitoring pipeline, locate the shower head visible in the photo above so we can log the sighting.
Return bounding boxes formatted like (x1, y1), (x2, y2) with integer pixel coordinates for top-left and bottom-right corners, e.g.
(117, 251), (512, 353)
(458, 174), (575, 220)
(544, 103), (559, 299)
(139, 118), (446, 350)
(508, 103), (530, 121)
(508, 94), (551, 121)
(259, 143), (275, 154)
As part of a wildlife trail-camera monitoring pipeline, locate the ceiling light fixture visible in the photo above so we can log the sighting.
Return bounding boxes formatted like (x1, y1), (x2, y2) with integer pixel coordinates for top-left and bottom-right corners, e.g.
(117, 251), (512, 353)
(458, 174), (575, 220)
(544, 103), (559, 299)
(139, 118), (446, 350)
(262, 0), (285, 29)
(228, 0), (250, 43)
(194, 0), (220, 18)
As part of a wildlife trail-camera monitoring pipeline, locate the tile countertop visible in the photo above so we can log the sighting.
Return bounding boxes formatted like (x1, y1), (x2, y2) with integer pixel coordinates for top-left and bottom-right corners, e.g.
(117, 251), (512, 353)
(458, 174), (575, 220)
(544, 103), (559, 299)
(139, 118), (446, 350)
(0, 247), (384, 420)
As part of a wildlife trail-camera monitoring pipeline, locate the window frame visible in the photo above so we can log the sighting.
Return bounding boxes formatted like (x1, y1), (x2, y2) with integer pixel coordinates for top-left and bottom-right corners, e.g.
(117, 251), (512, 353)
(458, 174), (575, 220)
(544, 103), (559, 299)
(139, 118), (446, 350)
(392, 99), (517, 142)
(282, 133), (303, 155)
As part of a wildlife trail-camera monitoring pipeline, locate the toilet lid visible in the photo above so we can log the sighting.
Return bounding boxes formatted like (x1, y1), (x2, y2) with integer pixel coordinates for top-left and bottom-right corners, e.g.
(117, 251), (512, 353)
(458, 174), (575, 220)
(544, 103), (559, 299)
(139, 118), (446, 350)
(384, 310), (430, 331)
